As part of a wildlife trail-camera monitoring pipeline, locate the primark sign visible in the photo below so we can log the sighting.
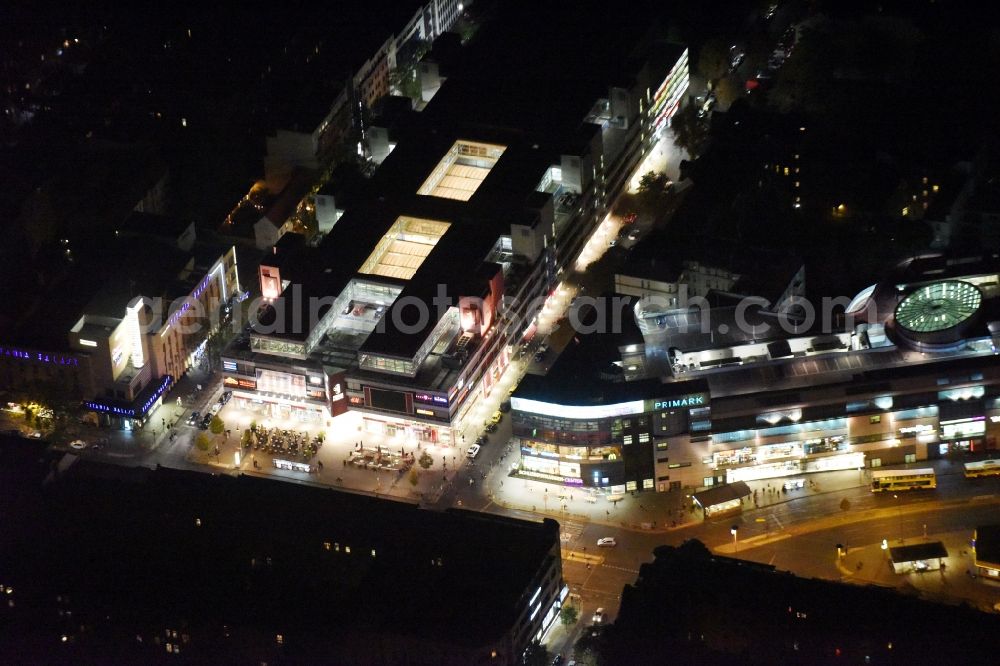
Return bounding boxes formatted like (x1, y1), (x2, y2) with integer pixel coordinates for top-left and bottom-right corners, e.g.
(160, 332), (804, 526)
(650, 393), (709, 411)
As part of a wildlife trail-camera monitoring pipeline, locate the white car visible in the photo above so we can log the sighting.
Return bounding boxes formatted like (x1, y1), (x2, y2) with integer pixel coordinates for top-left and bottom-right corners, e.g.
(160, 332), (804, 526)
(597, 537), (617, 547)
(592, 608), (606, 624)
(467, 444), (481, 459)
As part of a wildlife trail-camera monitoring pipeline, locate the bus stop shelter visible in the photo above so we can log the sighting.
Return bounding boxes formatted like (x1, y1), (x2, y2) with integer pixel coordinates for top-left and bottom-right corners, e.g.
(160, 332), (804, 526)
(889, 542), (948, 574)
(693, 482), (752, 519)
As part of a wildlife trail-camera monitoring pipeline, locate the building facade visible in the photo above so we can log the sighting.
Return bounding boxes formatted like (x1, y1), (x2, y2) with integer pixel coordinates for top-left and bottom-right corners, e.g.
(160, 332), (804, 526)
(513, 254), (1000, 493)
(222, 9), (690, 444)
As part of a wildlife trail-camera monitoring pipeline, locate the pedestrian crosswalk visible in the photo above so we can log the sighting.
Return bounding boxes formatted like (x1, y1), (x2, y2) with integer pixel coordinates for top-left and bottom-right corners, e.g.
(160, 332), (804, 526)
(560, 519), (587, 541)
(563, 550), (603, 566)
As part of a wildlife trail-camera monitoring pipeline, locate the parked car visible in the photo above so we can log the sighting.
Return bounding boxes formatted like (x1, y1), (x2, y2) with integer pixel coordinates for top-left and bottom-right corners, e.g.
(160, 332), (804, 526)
(467, 444), (481, 459)
(476, 435), (488, 447)
(499, 400), (511, 413)
(490, 410), (503, 425)
(597, 537), (617, 547)
(484, 422), (498, 433)
(186, 411), (201, 427)
(199, 414), (213, 430)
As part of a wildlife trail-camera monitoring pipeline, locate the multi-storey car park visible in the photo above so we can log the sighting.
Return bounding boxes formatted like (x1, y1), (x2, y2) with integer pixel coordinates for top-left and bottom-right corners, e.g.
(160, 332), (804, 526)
(221, 3), (690, 446)
(510, 253), (1000, 494)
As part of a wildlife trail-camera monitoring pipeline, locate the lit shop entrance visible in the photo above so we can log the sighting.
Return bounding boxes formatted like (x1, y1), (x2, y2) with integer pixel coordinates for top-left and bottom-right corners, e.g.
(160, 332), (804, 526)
(362, 416), (451, 445)
(232, 392), (326, 424)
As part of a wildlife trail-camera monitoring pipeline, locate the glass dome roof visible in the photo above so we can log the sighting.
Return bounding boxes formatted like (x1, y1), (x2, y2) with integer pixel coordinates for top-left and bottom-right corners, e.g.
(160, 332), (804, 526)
(894, 280), (982, 333)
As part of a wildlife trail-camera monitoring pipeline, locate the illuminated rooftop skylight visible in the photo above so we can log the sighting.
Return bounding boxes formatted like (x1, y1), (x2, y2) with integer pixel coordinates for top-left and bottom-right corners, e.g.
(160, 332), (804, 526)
(358, 216), (451, 281)
(417, 140), (506, 201)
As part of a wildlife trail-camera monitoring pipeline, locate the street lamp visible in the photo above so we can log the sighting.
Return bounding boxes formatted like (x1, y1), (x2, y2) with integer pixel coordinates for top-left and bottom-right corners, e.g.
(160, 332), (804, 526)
(731, 525), (739, 554)
(893, 494), (903, 543)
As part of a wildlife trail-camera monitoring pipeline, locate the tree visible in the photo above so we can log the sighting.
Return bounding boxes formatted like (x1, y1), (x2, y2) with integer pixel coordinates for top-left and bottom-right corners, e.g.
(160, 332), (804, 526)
(697, 38), (730, 83)
(195, 433), (212, 451)
(714, 75), (743, 109)
(560, 605), (579, 626)
(521, 640), (549, 666)
(636, 170), (673, 215)
(840, 497), (852, 512)
(418, 451), (434, 470)
(209, 415), (225, 436)
(670, 103), (710, 159)
(408, 467), (420, 486)
(573, 629), (608, 666)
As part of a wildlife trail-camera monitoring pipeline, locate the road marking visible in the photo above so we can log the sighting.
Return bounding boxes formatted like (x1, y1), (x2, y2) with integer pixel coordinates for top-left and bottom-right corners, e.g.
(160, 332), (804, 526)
(601, 564), (639, 574)
(772, 514), (784, 530)
(563, 550), (604, 565)
(971, 494), (995, 503)
(561, 520), (587, 539)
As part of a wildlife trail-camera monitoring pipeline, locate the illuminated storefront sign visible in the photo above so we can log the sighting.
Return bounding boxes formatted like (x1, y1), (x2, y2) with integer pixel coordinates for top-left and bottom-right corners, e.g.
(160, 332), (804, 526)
(415, 408), (435, 417)
(84, 374), (173, 418)
(511, 396), (644, 419)
(223, 359), (238, 372)
(414, 392), (449, 406)
(237, 378), (257, 390)
(331, 383), (345, 402)
(0, 346), (80, 366)
(650, 393), (707, 410)
(223, 376), (239, 387)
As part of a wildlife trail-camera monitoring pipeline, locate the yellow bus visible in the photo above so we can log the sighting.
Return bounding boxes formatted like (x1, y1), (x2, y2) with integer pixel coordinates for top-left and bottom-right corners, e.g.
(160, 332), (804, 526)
(964, 459), (1000, 479)
(871, 468), (937, 492)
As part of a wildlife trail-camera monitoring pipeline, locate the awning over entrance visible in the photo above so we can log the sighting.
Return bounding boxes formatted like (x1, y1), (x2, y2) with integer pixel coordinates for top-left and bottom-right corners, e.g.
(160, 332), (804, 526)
(693, 481), (752, 517)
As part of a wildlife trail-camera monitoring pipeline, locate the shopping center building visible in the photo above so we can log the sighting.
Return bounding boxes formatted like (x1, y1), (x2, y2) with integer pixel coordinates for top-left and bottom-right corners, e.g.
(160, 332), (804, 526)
(221, 4), (690, 444)
(512, 253), (1000, 493)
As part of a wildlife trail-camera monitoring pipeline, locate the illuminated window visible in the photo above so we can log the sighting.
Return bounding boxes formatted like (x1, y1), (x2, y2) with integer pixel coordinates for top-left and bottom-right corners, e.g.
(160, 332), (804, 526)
(783, 167), (790, 176)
